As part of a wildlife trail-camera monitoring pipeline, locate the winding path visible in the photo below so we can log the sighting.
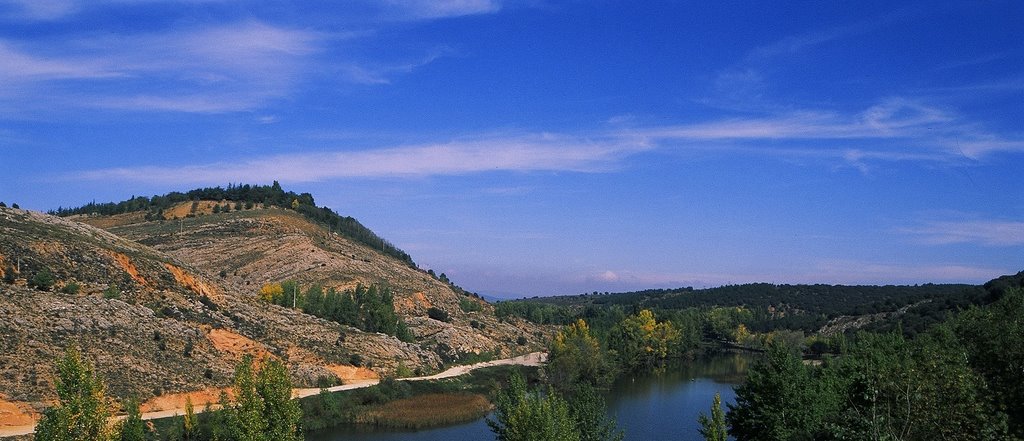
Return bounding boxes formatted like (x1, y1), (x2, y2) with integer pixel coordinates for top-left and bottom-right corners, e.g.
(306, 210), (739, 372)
(0, 352), (547, 438)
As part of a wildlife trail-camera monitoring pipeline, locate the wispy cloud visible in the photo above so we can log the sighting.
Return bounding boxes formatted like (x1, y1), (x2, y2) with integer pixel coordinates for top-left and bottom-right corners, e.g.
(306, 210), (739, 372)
(379, 0), (501, 20)
(900, 219), (1024, 246)
(67, 134), (651, 184)
(59, 96), (1024, 184)
(0, 21), (321, 113)
(0, 0), (78, 20)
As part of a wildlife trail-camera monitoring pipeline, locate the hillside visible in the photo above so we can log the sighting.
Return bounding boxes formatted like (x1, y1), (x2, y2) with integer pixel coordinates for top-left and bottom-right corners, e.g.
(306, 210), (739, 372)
(0, 199), (544, 429)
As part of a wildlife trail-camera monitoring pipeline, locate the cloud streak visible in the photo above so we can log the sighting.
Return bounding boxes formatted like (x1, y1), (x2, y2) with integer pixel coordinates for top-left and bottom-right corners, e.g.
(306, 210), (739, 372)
(0, 21), (321, 113)
(901, 220), (1024, 246)
(60, 97), (1024, 184)
(69, 134), (651, 184)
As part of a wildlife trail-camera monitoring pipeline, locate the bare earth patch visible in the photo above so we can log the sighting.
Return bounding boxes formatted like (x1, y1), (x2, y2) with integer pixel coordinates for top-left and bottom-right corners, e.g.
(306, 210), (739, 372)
(324, 364), (379, 382)
(140, 387), (232, 413)
(0, 395), (37, 428)
(207, 328), (271, 360)
(106, 250), (149, 286)
(164, 263), (220, 299)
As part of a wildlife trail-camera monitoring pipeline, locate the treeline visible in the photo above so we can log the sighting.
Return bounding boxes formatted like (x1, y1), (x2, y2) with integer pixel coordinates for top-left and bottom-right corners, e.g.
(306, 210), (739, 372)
(49, 182), (414, 267)
(503, 282), (991, 338)
(716, 287), (1024, 440)
(260, 282), (414, 342)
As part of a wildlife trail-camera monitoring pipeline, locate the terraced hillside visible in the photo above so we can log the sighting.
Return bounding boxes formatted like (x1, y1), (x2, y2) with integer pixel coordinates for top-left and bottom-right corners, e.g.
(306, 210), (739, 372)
(0, 203), (544, 428)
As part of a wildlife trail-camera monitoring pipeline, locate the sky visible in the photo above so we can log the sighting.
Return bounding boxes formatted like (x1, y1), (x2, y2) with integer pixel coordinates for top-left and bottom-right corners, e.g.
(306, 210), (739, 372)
(1, 1), (1022, 297)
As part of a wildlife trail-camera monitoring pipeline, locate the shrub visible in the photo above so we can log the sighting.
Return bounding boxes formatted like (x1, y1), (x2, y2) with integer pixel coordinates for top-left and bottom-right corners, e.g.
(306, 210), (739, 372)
(517, 336), (528, 346)
(30, 268), (55, 291)
(460, 298), (483, 313)
(103, 284), (121, 299)
(427, 307), (451, 323)
(61, 281), (81, 295)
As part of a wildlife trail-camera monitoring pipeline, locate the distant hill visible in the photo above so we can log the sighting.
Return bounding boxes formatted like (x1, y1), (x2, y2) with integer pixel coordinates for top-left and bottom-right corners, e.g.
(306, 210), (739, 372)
(501, 278), (1010, 337)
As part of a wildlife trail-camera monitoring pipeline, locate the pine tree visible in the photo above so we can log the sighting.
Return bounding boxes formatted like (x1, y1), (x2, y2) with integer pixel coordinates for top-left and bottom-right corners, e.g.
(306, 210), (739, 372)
(698, 393), (727, 441)
(118, 398), (145, 441)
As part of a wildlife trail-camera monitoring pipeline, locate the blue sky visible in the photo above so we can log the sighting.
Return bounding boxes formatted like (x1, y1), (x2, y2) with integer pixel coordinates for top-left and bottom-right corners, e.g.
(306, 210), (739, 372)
(1, 1), (1022, 297)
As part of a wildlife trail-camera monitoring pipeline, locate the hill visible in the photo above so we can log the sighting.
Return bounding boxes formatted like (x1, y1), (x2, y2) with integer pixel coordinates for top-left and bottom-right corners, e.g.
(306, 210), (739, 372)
(499, 279), (1000, 338)
(0, 192), (544, 429)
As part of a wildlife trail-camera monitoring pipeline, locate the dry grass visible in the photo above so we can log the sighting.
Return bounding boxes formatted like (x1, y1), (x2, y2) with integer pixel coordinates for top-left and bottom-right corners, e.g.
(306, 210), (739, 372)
(355, 393), (492, 429)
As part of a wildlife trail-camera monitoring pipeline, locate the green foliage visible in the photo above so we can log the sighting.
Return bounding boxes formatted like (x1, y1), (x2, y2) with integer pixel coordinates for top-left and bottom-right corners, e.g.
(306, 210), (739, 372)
(231, 355), (267, 441)
(566, 383), (623, 441)
(263, 283), (414, 342)
(607, 309), (681, 371)
(954, 287), (1024, 437)
(118, 398), (145, 441)
(257, 359), (303, 441)
(521, 282), (990, 337)
(182, 396), (196, 440)
(221, 355), (302, 441)
(61, 280), (81, 294)
(726, 327), (1011, 441)
(488, 371), (579, 441)
(727, 342), (832, 440)
(698, 393), (727, 441)
(459, 297), (483, 312)
(547, 319), (615, 389)
(31, 268), (55, 291)
(3, 265), (15, 284)
(495, 301), (573, 325)
(824, 329), (1006, 440)
(35, 346), (114, 441)
(103, 284), (121, 300)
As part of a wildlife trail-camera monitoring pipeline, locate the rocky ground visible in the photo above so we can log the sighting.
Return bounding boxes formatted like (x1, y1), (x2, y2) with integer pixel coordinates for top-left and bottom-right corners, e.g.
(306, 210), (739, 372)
(0, 205), (549, 428)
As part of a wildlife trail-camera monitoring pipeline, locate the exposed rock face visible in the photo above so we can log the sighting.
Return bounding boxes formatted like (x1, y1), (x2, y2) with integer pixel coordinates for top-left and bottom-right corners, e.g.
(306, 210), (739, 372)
(0, 205), (545, 417)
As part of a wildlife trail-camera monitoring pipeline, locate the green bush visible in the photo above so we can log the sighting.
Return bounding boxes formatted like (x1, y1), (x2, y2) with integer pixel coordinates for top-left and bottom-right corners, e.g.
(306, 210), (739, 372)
(460, 298), (483, 313)
(103, 284), (121, 299)
(30, 268), (55, 291)
(61, 281), (81, 295)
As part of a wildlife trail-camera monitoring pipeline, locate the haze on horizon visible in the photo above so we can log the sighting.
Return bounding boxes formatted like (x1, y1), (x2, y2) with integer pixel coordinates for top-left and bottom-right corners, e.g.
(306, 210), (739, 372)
(1, 1), (1021, 297)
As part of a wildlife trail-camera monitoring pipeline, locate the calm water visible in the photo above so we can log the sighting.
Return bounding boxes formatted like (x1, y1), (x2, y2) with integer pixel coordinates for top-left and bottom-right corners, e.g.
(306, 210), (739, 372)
(305, 352), (755, 441)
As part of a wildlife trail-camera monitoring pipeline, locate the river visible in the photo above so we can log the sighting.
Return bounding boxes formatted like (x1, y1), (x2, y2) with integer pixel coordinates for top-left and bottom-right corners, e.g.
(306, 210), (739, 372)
(305, 352), (755, 441)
